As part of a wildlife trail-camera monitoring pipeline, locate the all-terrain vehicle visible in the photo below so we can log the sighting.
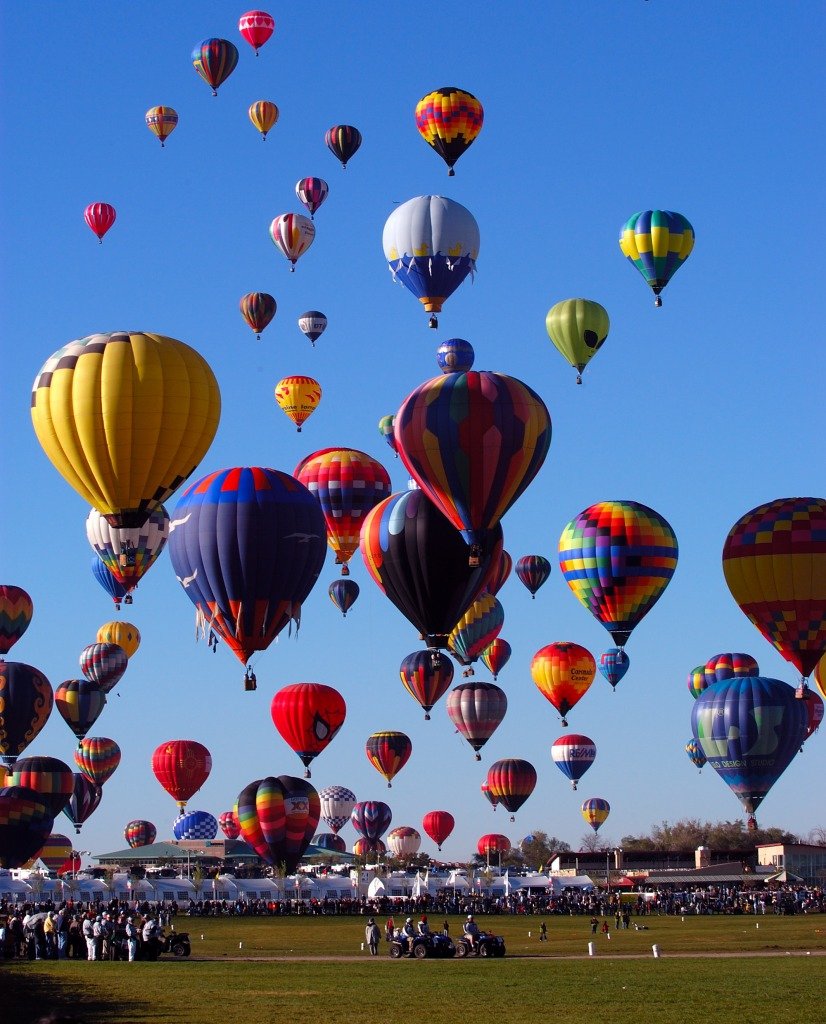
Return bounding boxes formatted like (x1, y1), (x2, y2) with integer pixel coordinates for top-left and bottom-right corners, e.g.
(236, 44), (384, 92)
(138, 930), (192, 960)
(389, 933), (456, 959)
(454, 931), (506, 958)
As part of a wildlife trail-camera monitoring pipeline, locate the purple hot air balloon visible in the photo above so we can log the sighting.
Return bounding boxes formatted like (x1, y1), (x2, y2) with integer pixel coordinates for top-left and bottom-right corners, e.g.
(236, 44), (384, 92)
(62, 773), (103, 834)
(350, 800), (392, 843)
(0, 661), (53, 768)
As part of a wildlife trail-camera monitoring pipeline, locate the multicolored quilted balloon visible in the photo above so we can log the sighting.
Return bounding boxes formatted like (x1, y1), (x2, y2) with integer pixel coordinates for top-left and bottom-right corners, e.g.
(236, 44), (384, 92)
(686, 664), (707, 700)
(54, 679), (107, 743)
(328, 578), (360, 617)
(10, 756), (74, 816)
(124, 819), (157, 848)
(558, 500), (678, 648)
(235, 775), (320, 871)
(530, 642), (596, 726)
(399, 650), (454, 719)
(74, 737), (120, 787)
(448, 594), (504, 676)
(240, 292), (277, 338)
(486, 758), (537, 820)
(704, 652), (759, 688)
(685, 738), (706, 771)
(722, 498), (826, 679)
(319, 785), (356, 834)
(0, 786), (55, 869)
(415, 87), (484, 175)
(446, 681), (507, 760)
(386, 825), (421, 858)
(350, 800), (392, 842)
(38, 833), (73, 871)
(192, 38), (238, 96)
(365, 732), (412, 788)
(515, 555), (551, 598)
(581, 797), (610, 832)
(485, 550), (512, 597)
(145, 106), (178, 147)
(352, 837), (385, 859)
(0, 586), (33, 655)
(218, 811), (241, 840)
(480, 638), (511, 681)
(619, 210), (694, 306)
(79, 642), (128, 693)
(86, 504), (169, 592)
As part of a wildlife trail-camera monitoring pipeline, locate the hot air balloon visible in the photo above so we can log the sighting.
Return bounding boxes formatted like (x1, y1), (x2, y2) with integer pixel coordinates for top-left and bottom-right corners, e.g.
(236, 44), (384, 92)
(395, 371), (551, 561)
(236, 775), (320, 871)
(422, 810), (454, 851)
(722, 498), (826, 680)
(704, 653), (760, 687)
(531, 642), (596, 726)
(38, 833), (73, 871)
(801, 688), (824, 740)
(581, 798), (610, 833)
(248, 100), (278, 139)
(192, 38), (239, 95)
(74, 738), (120, 788)
(448, 594), (505, 676)
(173, 810), (218, 840)
(32, 332), (221, 529)
(91, 556), (129, 609)
(325, 125), (361, 168)
(271, 683), (346, 777)
(86, 504), (170, 592)
(0, 661), (53, 768)
(545, 299), (610, 384)
(378, 415), (397, 456)
(298, 311), (327, 346)
(485, 550), (512, 598)
(360, 489), (503, 646)
(619, 210), (694, 306)
(54, 679), (106, 744)
(382, 196), (479, 328)
(84, 203), (116, 243)
(274, 376), (322, 432)
(296, 448), (391, 576)
(218, 811), (241, 840)
(480, 638), (511, 681)
(0, 787), (54, 869)
(239, 10), (274, 53)
(96, 621), (140, 660)
(350, 800), (392, 842)
(691, 676), (807, 825)
(296, 177), (329, 219)
(446, 681), (507, 760)
(477, 833), (510, 859)
(815, 655), (826, 702)
(597, 648), (630, 691)
(559, 501), (678, 648)
(312, 832), (346, 854)
(124, 820), (157, 848)
(270, 213), (315, 270)
(151, 740), (212, 811)
(352, 838), (385, 859)
(10, 756), (74, 816)
(480, 780), (498, 810)
(415, 87), (483, 175)
(487, 758), (536, 821)
(168, 467), (327, 686)
(319, 785), (356, 834)
(386, 826), (421, 858)
(399, 650), (454, 720)
(436, 337), (474, 373)
(685, 738), (706, 771)
(79, 642), (128, 693)
(0, 586), (33, 656)
(239, 292), (276, 340)
(329, 578), (360, 617)
(62, 773), (102, 834)
(365, 732), (412, 788)
(687, 664), (707, 700)
(515, 555), (551, 599)
(145, 106), (178, 147)
(551, 734), (596, 790)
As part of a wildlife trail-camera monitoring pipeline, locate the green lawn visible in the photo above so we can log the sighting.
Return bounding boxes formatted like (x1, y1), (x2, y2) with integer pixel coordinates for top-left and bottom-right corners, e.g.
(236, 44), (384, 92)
(4, 914), (824, 1024)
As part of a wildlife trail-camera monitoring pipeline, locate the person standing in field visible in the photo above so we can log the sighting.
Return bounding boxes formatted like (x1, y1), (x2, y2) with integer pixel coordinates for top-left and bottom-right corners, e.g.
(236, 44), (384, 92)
(365, 917), (380, 955)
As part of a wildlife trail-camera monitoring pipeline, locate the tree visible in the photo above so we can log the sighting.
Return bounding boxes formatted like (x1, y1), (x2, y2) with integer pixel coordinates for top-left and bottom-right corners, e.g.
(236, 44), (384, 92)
(520, 831), (569, 868)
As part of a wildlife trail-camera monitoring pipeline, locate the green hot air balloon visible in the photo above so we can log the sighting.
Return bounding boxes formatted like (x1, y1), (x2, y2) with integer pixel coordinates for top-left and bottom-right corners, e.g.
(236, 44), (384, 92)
(545, 299), (610, 384)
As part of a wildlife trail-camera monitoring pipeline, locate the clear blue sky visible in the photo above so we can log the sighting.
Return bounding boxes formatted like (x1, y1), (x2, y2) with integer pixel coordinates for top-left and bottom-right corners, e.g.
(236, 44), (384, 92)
(1, 1), (823, 865)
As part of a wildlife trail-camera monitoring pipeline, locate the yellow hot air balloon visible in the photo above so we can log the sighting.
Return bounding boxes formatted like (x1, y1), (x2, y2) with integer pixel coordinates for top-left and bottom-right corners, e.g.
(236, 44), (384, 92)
(274, 376), (321, 432)
(31, 332), (220, 528)
(97, 621), (141, 659)
(249, 100), (279, 140)
(545, 299), (610, 384)
(145, 106), (178, 147)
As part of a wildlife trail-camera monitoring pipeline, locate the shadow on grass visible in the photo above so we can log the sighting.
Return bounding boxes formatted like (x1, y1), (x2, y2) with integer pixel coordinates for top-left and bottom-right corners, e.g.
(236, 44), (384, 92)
(1, 964), (152, 1024)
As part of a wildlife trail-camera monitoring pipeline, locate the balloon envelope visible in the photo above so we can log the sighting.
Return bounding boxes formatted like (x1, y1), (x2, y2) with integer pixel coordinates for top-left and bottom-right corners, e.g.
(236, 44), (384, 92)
(218, 811), (241, 840)
(446, 681), (507, 759)
(54, 679), (106, 743)
(235, 775), (320, 872)
(486, 758), (537, 815)
(173, 810), (218, 840)
(545, 298), (610, 379)
(531, 642), (596, 724)
(550, 734), (596, 789)
(0, 661), (53, 766)
(145, 106), (178, 146)
(79, 642), (128, 693)
(581, 797), (610, 832)
(597, 648), (630, 690)
(192, 38), (239, 94)
(240, 292), (277, 337)
(350, 800), (392, 842)
(386, 826), (421, 858)
(95, 622), (140, 659)
(325, 125), (361, 168)
(10, 756), (74, 816)
(422, 810), (454, 850)
(270, 683), (346, 773)
(86, 504), (170, 591)
(0, 586), (33, 655)
(365, 731), (412, 786)
(328, 578), (360, 617)
(0, 786), (55, 869)
(619, 210), (694, 305)
(477, 833), (510, 857)
(62, 773), (102, 834)
(38, 833), (73, 871)
(239, 10), (275, 53)
(74, 738), (120, 788)
(415, 87), (483, 174)
(152, 740), (212, 810)
(124, 819), (157, 848)
(399, 650), (454, 719)
(480, 638), (511, 681)
(319, 785), (356, 834)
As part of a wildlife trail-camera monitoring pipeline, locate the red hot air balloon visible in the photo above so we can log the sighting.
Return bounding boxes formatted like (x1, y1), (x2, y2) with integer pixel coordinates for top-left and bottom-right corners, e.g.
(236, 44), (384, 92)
(239, 10), (274, 53)
(0, 661), (53, 768)
(422, 810), (454, 851)
(218, 811), (241, 840)
(0, 586), (33, 655)
(477, 833), (511, 859)
(74, 738), (120, 788)
(353, 837), (385, 859)
(399, 650), (454, 719)
(240, 292), (276, 339)
(124, 820), (156, 848)
(151, 740), (212, 811)
(530, 642), (597, 726)
(271, 683), (346, 777)
(446, 681), (507, 760)
(480, 638), (511, 681)
(235, 775), (320, 872)
(801, 688), (824, 740)
(515, 555), (551, 598)
(486, 758), (537, 821)
(485, 550), (512, 597)
(84, 203), (116, 243)
(365, 731), (412, 787)
(395, 371), (551, 565)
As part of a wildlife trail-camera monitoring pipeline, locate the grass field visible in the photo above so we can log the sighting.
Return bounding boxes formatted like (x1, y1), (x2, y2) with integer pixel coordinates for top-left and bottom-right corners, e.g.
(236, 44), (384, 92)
(4, 913), (824, 1024)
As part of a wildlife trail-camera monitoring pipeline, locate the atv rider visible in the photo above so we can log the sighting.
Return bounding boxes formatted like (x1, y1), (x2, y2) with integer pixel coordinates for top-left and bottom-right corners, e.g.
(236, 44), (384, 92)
(417, 915), (430, 937)
(463, 914), (480, 952)
(400, 917), (417, 954)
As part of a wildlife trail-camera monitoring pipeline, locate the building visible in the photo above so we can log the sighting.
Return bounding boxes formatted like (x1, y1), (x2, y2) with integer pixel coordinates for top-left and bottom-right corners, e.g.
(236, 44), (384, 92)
(755, 843), (826, 885)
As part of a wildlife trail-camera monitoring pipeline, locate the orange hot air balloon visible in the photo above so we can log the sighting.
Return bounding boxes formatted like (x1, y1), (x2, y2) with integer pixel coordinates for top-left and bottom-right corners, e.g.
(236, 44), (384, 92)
(249, 100), (279, 140)
(270, 683), (346, 777)
(530, 642), (596, 726)
(274, 376), (322, 432)
(145, 106), (178, 147)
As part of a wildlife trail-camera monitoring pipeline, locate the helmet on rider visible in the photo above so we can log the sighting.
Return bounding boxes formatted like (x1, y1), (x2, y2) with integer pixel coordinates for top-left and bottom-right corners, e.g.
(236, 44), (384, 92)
(467, 914), (474, 921)
(406, 917), (412, 924)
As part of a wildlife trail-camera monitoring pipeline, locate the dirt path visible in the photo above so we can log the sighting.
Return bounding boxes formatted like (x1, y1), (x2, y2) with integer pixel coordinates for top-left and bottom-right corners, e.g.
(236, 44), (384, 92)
(187, 949), (826, 962)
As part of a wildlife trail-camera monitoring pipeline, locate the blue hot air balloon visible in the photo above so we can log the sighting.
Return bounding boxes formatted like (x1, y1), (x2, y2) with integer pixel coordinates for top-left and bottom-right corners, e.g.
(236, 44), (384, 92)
(173, 809), (218, 840)
(685, 738), (706, 772)
(598, 648), (630, 691)
(328, 579), (360, 617)
(91, 556), (130, 609)
(436, 338), (475, 373)
(690, 676), (807, 825)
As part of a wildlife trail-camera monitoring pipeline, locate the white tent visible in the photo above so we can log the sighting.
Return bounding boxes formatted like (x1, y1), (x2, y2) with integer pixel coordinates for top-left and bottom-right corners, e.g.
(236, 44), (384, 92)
(549, 874), (595, 891)
(520, 873), (551, 890)
(444, 870), (470, 890)
(195, 874), (239, 901)
(0, 870), (32, 902)
(148, 876), (196, 902)
(234, 876), (282, 901)
(367, 876), (386, 898)
(68, 877), (110, 899)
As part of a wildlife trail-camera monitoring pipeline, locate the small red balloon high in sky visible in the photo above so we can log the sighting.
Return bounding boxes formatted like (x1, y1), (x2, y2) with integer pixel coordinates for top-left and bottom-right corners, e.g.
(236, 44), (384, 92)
(239, 10), (274, 54)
